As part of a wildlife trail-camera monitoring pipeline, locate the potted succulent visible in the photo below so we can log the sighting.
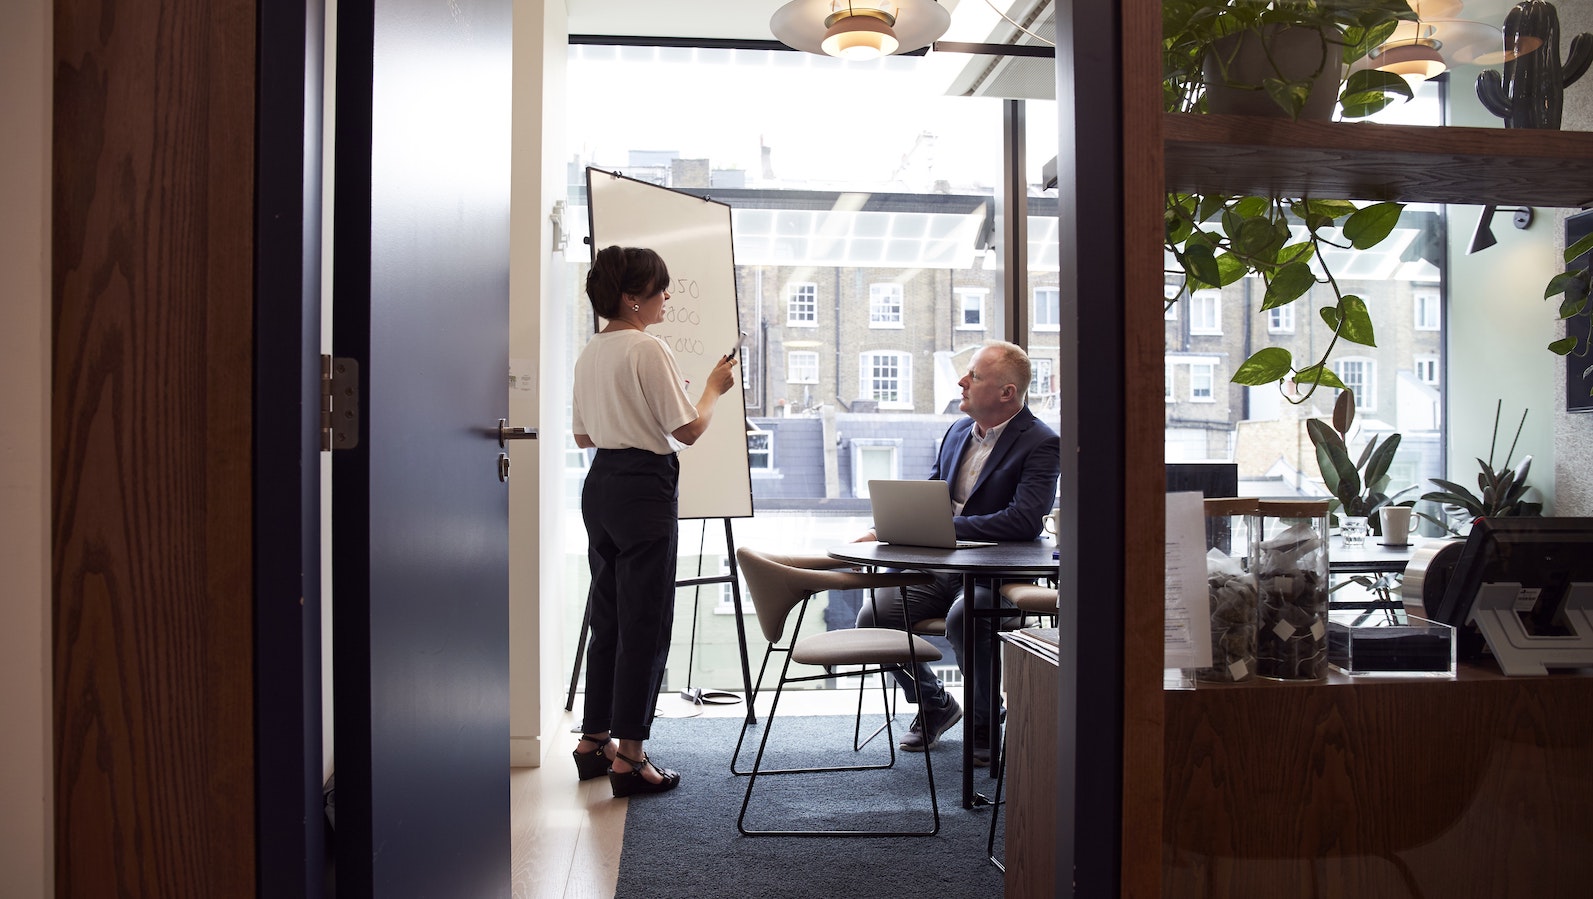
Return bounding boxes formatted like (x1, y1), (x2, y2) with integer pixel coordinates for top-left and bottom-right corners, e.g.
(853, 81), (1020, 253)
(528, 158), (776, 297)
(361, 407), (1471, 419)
(1421, 400), (1544, 534)
(1163, 0), (1420, 403)
(1307, 389), (1409, 538)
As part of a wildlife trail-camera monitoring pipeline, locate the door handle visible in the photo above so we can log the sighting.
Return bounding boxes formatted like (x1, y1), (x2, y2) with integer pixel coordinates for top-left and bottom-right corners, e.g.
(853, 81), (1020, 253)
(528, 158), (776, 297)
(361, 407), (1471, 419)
(498, 418), (538, 447)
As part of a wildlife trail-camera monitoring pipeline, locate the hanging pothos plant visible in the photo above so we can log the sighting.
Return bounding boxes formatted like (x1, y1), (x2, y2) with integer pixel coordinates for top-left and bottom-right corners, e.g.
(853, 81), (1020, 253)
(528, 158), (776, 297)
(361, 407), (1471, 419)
(1163, 0), (1418, 403)
(1545, 229), (1593, 400)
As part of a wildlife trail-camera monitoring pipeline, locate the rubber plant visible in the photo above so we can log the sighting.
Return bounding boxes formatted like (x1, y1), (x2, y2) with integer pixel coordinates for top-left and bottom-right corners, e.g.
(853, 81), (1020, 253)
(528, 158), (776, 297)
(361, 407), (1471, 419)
(1163, 0), (1420, 403)
(1307, 389), (1405, 528)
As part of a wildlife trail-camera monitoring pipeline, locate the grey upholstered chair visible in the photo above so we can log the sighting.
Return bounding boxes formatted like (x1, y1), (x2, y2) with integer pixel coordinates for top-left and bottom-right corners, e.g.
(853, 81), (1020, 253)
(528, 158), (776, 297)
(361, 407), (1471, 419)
(733, 546), (943, 837)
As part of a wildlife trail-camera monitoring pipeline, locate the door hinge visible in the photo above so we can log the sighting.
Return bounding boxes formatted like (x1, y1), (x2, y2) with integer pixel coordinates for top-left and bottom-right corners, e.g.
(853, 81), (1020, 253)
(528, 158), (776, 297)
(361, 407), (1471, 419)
(321, 355), (360, 452)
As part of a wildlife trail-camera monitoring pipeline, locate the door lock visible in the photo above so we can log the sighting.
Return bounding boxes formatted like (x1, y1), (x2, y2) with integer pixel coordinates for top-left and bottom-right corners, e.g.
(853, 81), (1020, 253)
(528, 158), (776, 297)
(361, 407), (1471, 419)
(497, 452), (511, 482)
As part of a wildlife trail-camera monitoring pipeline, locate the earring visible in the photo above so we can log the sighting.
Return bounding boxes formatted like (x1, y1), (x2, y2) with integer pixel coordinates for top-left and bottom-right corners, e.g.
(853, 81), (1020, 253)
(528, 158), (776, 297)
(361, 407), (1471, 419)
(632, 304), (639, 311)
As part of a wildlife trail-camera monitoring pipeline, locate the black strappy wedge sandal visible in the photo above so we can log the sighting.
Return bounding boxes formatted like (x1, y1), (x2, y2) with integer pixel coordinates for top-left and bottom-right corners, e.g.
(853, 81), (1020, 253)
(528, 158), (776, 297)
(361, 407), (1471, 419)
(608, 750), (680, 798)
(572, 735), (613, 781)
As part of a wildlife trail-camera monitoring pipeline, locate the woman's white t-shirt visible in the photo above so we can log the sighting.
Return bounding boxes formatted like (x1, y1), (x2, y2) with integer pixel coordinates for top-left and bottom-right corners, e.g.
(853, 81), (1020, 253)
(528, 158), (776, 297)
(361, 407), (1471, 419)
(571, 330), (698, 455)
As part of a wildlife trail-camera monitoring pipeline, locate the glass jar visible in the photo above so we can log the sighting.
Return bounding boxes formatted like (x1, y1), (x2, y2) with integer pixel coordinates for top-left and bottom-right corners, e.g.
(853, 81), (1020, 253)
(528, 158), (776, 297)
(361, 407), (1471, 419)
(1252, 499), (1331, 681)
(1194, 497), (1259, 684)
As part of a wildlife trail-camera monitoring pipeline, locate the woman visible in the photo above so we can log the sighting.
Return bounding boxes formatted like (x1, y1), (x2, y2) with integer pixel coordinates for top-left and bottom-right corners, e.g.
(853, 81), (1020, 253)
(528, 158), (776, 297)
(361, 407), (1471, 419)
(569, 245), (737, 797)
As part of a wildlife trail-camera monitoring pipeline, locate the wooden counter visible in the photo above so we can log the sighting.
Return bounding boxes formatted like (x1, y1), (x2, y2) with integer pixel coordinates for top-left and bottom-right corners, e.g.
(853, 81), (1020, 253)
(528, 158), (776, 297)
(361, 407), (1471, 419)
(1163, 666), (1593, 897)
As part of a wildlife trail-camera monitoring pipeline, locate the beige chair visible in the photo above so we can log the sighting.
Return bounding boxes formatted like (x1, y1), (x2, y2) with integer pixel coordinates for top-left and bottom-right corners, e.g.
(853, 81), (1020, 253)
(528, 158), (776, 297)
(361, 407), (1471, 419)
(733, 547), (943, 837)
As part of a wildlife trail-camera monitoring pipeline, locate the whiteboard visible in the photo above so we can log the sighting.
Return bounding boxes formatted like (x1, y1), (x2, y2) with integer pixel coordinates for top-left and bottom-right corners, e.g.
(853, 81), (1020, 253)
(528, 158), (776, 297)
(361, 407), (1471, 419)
(585, 168), (753, 520)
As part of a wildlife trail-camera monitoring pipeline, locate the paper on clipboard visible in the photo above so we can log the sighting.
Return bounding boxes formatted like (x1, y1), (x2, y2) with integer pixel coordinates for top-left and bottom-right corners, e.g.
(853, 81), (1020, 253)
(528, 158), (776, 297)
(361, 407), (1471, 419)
(1165, 491), (1213, 669)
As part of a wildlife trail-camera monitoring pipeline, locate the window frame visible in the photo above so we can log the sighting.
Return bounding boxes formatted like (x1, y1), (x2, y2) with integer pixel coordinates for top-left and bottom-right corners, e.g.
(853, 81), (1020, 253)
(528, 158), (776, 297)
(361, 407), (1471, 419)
(786, 349), (819, 384)
(955, 287), (986, 330)
(1336, 356), (1376, 411)
(787, 281), (818, 327)
(859, 350), (912, 410)
(868, 282), (904, 329)
(1413, 284), (1441, 331)
(1033, 286), (1061, 331)
(1188, 360), (1216, 402)
(1189, 288), (1222, 335)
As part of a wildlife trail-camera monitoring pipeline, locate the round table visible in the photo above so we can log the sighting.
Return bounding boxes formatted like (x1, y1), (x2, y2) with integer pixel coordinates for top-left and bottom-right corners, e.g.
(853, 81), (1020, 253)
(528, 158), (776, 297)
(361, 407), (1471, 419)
(828, 540), (1059, 809)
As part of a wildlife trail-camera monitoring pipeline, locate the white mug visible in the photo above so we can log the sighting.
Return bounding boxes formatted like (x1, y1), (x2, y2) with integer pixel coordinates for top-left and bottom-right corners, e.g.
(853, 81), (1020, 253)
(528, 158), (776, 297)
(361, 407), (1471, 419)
(1043, 508), (1061, 536)
(1378, 505), (1419, 545)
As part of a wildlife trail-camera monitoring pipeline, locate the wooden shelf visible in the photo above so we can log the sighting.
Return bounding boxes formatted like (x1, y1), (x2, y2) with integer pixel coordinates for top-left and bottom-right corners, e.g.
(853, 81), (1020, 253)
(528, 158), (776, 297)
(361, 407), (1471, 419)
(1165, 113), (1593, 208)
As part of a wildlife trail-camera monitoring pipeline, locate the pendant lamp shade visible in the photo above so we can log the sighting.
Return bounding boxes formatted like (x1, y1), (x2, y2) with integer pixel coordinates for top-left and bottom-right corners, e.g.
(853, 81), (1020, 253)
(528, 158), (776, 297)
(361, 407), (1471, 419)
(1371, 40), (1448, 84)
(771, 0), (950, 59)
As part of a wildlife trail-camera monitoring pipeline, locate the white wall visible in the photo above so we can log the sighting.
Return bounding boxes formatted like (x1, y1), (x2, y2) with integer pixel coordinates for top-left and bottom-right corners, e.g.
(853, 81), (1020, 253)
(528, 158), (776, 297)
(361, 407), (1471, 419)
(509, 0), (570, 767)
(0, 0), (53, 893)
(1446, 60), (1564, 511)
(1555, 3), (1593, 517)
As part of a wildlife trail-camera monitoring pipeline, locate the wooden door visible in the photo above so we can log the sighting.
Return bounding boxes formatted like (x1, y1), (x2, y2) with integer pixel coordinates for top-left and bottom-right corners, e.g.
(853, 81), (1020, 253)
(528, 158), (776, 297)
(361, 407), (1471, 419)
(329, 0), (515, 895)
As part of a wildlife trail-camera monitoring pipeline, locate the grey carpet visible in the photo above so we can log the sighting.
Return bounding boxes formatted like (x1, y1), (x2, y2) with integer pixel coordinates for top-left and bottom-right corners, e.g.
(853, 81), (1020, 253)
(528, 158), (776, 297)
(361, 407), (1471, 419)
(614, 713), (1006, 897)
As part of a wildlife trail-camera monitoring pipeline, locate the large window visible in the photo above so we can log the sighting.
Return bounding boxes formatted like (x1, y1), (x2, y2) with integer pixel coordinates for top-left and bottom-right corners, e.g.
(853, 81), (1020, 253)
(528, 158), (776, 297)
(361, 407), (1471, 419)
(561, 43), (1053, 696)
(787, 282), (818, 327)
(1268, 304), (1295, 333)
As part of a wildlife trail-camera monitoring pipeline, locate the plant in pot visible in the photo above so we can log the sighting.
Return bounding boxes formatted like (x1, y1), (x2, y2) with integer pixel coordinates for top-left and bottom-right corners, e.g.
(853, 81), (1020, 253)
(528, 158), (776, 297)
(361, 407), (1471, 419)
(1307, 389), (1410, 542)
(1420, 400), (1544, 534)
(1163, 0), (1421, 404)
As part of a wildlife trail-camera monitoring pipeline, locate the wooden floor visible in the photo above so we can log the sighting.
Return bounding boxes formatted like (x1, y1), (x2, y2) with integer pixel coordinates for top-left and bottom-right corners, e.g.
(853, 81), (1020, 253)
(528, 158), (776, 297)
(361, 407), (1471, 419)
(510, 686), (925, 898)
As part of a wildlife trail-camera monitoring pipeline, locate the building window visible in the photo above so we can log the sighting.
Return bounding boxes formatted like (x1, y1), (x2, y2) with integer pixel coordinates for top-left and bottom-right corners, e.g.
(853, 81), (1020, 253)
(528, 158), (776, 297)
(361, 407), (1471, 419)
(869, 283), (903, 328)
(1164, 276), (1182, 320)
(787, 282), (817, 327)
(956, 288), (985, 329)
(1415, 354), (1439, 386)
(787, 350), (819, 384)
(1190, 361), (1215, 401)
(746, 424), (773, 470)
(1029, 358), (1054, 398)
(1033, 287), (1060, 331)
(860, 351), (912, 409)
(1165, 362), (1175, 402)
(1414, 284), (1440, 331)
(1268, 304), (1295, 333)
(1189, 289), (1221, 335)
(1336, 357), (1375, 410)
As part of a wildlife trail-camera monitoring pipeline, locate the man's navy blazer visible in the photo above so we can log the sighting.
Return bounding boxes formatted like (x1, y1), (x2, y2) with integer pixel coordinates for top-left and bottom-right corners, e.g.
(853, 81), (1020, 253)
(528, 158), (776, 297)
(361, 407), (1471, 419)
(929, 405), (1060, 542)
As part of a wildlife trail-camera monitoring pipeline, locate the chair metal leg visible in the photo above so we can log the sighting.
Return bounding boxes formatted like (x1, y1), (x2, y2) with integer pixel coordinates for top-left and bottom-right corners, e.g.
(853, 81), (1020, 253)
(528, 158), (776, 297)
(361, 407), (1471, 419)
(986, 732), (1007, 871)
(852, 670), (895, 751)
(737, 663), (940, 837)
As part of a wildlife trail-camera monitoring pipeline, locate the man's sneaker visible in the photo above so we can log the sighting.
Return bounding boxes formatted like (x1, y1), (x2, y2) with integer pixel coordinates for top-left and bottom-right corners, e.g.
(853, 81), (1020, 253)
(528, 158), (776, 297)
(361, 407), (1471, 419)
(898, 695), (962, 752)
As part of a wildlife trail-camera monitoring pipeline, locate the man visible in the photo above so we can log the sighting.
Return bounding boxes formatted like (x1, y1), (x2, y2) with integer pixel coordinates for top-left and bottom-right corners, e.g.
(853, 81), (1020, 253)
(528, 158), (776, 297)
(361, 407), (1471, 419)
(854, 340), (1060, 765)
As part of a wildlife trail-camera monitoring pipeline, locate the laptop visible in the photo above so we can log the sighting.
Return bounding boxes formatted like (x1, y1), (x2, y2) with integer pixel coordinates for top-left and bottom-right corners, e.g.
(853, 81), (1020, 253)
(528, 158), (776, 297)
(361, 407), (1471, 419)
(868, 479), (997, 549)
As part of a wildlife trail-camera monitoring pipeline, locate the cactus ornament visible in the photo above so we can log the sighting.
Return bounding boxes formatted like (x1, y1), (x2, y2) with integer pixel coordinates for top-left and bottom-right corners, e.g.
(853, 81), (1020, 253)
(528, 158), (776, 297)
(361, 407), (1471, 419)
(1477, 0), (1592, 129)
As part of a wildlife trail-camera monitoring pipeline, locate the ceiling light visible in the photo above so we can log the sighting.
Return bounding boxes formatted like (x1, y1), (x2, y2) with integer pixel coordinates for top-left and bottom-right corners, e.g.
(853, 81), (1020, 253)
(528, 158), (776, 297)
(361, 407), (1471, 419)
(1374, 1), (1545, 70)
(771, 0), (950, 59)
(1370, 39), (1449, 85)
(822, 8), (899, 59)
